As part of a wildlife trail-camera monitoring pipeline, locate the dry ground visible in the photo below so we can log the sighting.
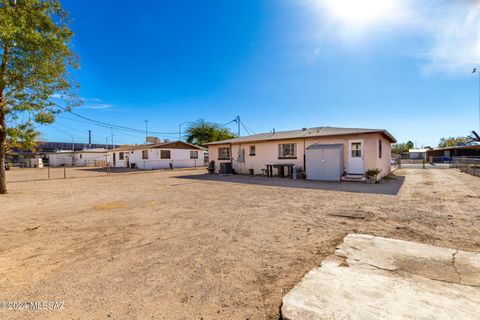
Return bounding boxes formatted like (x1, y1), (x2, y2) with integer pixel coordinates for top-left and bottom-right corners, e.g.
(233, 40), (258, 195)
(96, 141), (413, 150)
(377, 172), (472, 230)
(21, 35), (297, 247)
(0, 167), (479, 319)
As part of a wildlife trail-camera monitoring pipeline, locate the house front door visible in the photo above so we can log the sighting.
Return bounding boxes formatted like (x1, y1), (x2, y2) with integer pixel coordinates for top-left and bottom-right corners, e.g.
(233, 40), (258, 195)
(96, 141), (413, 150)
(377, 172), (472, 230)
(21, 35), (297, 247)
(348, 140), (364, 174)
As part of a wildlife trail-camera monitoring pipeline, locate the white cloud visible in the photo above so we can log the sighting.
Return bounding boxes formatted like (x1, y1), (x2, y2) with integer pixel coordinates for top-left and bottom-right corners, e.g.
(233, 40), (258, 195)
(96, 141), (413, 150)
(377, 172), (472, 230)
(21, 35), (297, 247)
(81, 103), (112, 109)
(305, 0), (480, 75)
(417, 1), (480, 75)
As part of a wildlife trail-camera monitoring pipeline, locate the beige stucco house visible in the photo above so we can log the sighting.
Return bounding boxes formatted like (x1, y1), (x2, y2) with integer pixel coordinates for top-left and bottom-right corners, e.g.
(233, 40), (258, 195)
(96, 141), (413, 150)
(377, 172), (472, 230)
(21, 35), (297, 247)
(206, 126), (396, 181)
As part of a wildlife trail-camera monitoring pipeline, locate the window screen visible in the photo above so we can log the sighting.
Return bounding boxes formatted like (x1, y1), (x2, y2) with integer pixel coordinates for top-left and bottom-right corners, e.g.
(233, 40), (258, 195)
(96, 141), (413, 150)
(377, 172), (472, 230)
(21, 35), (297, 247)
(218, 147), (230, 159)
(161, 150), (171, 159)
(279, 144), (296, 158)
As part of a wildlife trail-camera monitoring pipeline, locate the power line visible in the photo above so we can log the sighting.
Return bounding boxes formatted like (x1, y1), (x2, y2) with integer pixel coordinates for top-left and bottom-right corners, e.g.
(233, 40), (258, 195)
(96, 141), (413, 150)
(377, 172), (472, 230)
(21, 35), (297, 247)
(240, 120), (254, 136)
(54, 105), (179, 136)
(241, 120), (256, 135)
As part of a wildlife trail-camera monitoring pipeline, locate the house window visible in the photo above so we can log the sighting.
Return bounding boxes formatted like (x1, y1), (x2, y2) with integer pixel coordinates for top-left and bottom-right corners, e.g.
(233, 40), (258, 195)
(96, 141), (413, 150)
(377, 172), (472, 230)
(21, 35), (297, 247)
(278, 143), (296, 159)
(378, 139), (382, 158)
(79, 154), (82, 159)
(190, 150), (198, 159)
(351, 143), (362, 158)
(218, 147), (230, 160)
(161, 150), (171, 159)
(249, 145), (256, 156)
(142, 150), (149, 159)
(119, 152), (124, 160)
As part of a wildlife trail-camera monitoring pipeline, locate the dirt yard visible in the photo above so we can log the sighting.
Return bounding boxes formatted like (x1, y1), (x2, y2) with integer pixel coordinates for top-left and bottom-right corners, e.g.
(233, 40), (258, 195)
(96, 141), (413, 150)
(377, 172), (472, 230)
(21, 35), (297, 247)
(1, 167), (479, 319)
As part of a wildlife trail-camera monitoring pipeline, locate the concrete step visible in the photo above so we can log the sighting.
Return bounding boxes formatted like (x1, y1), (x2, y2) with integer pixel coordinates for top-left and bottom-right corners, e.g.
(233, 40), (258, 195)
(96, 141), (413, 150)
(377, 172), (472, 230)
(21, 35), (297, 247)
(341, 174), (366, 182)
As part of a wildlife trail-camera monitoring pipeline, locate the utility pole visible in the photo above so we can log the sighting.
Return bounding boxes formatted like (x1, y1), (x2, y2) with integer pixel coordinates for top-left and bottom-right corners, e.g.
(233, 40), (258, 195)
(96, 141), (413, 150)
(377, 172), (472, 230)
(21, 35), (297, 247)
(235, 115), (240, 137)
(88, 130), (91, 146)
(110, 127), (114, 149)
(145, 120), (148, 144)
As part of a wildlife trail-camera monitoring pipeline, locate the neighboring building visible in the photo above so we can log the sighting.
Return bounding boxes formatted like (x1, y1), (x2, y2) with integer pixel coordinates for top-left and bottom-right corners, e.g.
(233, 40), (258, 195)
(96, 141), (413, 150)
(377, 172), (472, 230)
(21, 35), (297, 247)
(408, 148), (429, 160)
(426, 144), (480, 162)
(108, 141), (205, 169)
(37, 141), (118, 152)
(47, 149), (109, 167)
(206, 126), (396, 181)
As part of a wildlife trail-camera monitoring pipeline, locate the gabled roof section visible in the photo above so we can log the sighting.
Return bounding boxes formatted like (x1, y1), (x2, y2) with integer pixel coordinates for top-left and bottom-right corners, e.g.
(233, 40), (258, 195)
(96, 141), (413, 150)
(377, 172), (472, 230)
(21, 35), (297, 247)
(111, 141), (205, 152)
(205, 126), (397, 145)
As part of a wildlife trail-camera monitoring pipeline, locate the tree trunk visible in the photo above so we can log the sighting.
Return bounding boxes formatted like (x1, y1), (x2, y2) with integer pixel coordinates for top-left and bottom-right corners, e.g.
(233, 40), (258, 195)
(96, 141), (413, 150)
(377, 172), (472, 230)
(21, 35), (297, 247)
(0, 45), (9, 194)
(0, 111), (6, 194)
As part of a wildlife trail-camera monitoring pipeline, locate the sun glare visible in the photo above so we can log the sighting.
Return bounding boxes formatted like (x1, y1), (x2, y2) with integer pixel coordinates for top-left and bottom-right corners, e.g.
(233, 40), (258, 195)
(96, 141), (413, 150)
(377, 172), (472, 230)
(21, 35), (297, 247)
(323, 0), (397, 26)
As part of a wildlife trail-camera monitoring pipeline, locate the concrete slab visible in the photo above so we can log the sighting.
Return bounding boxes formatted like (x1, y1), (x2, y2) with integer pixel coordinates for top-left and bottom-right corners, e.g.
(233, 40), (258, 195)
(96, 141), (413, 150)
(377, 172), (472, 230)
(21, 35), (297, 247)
(282, 234), (480, 320)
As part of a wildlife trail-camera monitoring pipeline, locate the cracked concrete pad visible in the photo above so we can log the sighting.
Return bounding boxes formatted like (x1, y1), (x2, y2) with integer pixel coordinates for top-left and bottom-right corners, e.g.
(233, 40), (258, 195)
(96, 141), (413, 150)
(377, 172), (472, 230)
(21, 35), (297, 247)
(282, 234), (480, 320)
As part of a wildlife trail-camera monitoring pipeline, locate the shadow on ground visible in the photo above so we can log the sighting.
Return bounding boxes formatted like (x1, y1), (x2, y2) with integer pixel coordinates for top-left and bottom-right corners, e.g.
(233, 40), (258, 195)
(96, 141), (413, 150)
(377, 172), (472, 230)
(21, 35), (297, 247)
(176, 173), (405, 195)
(75, 167), (140, 174)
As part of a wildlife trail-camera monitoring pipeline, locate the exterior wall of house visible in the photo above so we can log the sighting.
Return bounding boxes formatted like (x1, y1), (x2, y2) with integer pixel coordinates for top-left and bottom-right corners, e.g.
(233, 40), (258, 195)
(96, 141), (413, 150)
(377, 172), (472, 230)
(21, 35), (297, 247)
(208, 133), (393, 179)
(74, 152), (108, 167)
(109, 148), (205, 169)
(47, 152), (74, 167)
(48, 151), (108, 167)
(374, 134), (392, 179)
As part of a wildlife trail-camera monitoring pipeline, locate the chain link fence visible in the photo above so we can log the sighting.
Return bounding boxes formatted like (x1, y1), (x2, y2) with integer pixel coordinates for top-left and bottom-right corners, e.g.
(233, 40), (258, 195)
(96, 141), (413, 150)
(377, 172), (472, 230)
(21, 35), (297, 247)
(452, 157), (480, 177)
(5, 159), (208, 183)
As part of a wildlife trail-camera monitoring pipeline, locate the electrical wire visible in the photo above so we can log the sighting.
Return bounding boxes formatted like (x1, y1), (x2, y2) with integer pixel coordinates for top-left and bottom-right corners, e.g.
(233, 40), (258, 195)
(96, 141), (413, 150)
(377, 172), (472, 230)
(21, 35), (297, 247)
(54, 104), (179, 136)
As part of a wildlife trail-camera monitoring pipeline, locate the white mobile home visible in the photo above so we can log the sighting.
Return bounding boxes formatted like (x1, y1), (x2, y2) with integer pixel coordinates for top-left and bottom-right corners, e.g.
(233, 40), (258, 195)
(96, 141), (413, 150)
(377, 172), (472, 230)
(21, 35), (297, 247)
(47, 149), (109, 167)
(109, 141), (205, 170)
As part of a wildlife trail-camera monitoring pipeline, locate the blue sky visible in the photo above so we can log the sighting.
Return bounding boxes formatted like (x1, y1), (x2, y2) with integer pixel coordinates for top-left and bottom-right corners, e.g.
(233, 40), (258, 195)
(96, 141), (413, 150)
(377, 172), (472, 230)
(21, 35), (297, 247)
(40, 0), (480, 147)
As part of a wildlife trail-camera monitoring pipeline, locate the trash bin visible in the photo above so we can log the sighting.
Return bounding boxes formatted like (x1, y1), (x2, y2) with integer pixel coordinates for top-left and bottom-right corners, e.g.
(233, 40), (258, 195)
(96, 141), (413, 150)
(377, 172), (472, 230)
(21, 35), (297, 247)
(208, 161), (215, 174)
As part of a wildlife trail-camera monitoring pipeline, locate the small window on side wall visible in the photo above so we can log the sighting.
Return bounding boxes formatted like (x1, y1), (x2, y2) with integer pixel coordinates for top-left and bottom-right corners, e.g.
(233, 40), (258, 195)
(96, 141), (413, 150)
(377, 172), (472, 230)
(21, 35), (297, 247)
(142, 150), (149, 160)
(249, 145), (256, 156)
(379, 139), (382, 158)
(119, 152), (124, 160)
(190, 150), (198, 159)
(218, 147), (230, 160)
(161, 150), (171, 159)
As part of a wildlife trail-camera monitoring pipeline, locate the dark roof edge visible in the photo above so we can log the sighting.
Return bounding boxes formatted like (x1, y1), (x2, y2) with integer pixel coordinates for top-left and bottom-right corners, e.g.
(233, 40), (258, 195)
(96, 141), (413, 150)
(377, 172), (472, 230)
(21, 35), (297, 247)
(206, 129), (397, 145)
